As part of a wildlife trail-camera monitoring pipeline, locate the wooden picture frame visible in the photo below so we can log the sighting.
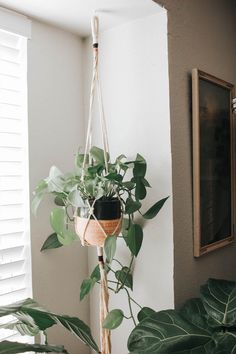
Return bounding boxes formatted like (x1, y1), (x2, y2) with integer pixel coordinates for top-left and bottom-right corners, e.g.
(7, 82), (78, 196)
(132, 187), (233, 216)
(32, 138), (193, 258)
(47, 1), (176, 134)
(192, 69), (235, 257)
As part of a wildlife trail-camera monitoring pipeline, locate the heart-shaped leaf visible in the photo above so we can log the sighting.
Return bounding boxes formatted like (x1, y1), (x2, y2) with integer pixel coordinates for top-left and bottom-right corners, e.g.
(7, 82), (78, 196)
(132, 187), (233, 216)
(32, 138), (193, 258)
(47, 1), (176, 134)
(137, 307), (155, 322)
(68, 190), (85, 207)
(142, 197), (169, 219)
(135, 178), (146, 200)
(32, 180), (48, 216)
(214, 331), (236, 353)
(90, 146), (109, 164)
(115, 267), (133, 290)
(80, 278), (96, 301)
(180, 298), (211, 332)
(201, 278), (236, 327)
(127, 223), (143, 257)
(125, 197), (141, 214)
(41, 233), (62, 251)
(90, 265), (101, 282)
(103, 309), (124, 330)
(133, 154), (146, 178)
(128, 310), (214, 353)
(104, 235), (117, 263)
(50, 208), (77, 246)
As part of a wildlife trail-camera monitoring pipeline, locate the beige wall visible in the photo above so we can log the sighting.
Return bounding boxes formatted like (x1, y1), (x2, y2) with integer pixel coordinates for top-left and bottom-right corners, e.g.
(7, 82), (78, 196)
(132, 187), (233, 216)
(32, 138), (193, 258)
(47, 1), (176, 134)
(28, 20), (89, 353)
(154, 0), (236, 307)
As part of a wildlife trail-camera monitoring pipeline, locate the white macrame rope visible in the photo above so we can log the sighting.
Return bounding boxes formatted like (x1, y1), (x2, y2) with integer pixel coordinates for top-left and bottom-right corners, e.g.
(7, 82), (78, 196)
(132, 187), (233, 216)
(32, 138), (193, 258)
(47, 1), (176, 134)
(82, 15), (109, 178)
(80, 15), (112, 354)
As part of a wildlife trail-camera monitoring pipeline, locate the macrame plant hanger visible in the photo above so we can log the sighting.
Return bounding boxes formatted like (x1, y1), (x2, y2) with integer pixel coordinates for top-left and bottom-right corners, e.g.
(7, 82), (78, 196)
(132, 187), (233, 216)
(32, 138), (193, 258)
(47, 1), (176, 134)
(80, 15), (111, 354)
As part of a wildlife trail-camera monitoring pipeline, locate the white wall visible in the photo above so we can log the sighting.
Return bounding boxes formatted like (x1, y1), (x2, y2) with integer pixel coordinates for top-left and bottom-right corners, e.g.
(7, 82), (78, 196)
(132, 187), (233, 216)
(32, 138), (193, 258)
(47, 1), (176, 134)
(84, 11), (174, 353)
(28, 20), (90, 354)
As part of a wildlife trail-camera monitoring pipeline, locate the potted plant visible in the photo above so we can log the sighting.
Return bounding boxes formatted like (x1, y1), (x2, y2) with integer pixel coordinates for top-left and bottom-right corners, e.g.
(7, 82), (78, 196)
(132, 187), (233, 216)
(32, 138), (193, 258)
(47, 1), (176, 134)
(33, 146), (168, 251)
(128, 278), (236, 353)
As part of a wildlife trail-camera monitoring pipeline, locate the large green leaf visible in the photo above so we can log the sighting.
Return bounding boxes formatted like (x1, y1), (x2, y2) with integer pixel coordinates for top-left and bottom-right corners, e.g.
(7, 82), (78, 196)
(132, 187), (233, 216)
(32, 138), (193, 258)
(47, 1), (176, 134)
(67, 190), (85, 207)
(90, 265), (101, 282)
(125, 197), (141, 214)
(134, 178), (146, 200)
(115, 267), (133, 290)
(0, 313), (40, 336)
(80, 278), (96, 301)
(104, 235), (117, 263)
(90, 146), (110, 164)
(103, 309), (124, 330)
(0, 341), (68, 354)
(142, 197), (169, 219)
(214, 331), (236, 353)
(127, 223), (143, 257)
(180, 298), (212, 333)
(128, 310), (213, 353)
(32, 179), (48, 216)
(41, 233), (63, 251)
(50, 208), (77, 246)
(133, 154), (146, 178)
(200, 278), (236, 327)
(0, 298), (99, 353)
(137, 307), (155, 322)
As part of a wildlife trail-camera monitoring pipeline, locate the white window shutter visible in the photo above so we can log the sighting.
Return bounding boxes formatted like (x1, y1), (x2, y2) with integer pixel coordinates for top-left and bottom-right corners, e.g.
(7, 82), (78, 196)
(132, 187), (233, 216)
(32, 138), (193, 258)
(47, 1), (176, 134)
(0, 10), (32, 342)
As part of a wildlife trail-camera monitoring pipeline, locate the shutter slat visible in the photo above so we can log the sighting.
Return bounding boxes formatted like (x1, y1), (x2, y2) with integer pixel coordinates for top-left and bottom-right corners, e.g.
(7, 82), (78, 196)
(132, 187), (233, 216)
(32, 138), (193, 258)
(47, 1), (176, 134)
(0, 27), (31, 343)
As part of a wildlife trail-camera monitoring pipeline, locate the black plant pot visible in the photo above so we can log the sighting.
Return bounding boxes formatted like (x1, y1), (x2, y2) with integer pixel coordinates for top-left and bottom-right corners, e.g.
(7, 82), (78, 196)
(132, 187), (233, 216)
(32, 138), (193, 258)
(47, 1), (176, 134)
(75, 198), (122, 246)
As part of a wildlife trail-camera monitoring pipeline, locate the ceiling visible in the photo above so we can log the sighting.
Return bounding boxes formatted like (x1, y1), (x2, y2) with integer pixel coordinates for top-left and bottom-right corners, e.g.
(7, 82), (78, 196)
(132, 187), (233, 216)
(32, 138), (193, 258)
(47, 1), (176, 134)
(0, 0), (163, 37)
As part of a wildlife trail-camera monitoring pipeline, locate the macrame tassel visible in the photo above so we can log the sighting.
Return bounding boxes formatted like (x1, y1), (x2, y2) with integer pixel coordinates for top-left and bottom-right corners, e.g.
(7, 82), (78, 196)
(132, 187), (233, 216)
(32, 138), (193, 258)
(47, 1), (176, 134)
(97, 247), (111, 354)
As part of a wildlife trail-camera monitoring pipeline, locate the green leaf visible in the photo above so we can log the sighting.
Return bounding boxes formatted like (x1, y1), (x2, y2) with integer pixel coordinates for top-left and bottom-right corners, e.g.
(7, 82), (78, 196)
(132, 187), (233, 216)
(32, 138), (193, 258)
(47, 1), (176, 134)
(104, 235), (117, 263)
(127, 223), (143, 257)
(200, 278), (236, 327)
(50, 208), (77, 246)
(133, 154), (146, 178)
(142, 197), (169, 219)
(103, 309), (124, 330)
(137, 307), (155, 322)
(135, 178), (146, 200)
(0, 313), (40, 336)
(122, 181), (135, 190)
(41, 233), (62, 251)
(105, 172), (123, 182)
(67, 190), (85, 207)
(50, 208), (66, 234)
(115, 267), (133, 290)
(32, 180), (48, 216)
(0, 298), (99, 353)
(90, 146), (110, 164)
(128, 310), (214, 353)
(125, 197), (141, 214)
(80, 278), (96, 301)
(90, 265), (101, 282)
(54, 194), (66, 206)
(46, 166), (64, 193)
(214, 331), (236, 353)
(57, 230), (77, 246)
(180, 298), (211, 333)
(0, 341), (68, 354)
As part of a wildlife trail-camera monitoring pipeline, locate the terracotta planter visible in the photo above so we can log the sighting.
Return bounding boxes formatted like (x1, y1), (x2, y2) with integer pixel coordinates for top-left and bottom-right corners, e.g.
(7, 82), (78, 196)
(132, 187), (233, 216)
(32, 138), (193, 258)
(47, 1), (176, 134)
(75, 198), (122, 246)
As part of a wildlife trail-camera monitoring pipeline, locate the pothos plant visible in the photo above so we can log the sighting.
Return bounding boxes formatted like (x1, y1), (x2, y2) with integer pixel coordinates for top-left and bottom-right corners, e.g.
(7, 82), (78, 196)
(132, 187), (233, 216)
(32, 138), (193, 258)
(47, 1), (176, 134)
(32, 146), (168, 330)
(3, 145), (167, 353)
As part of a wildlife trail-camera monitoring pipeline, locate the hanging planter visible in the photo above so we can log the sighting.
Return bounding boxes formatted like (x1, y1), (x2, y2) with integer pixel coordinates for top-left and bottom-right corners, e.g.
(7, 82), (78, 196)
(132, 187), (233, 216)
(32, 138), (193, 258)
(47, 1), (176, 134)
(75, 197), (122, 246)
